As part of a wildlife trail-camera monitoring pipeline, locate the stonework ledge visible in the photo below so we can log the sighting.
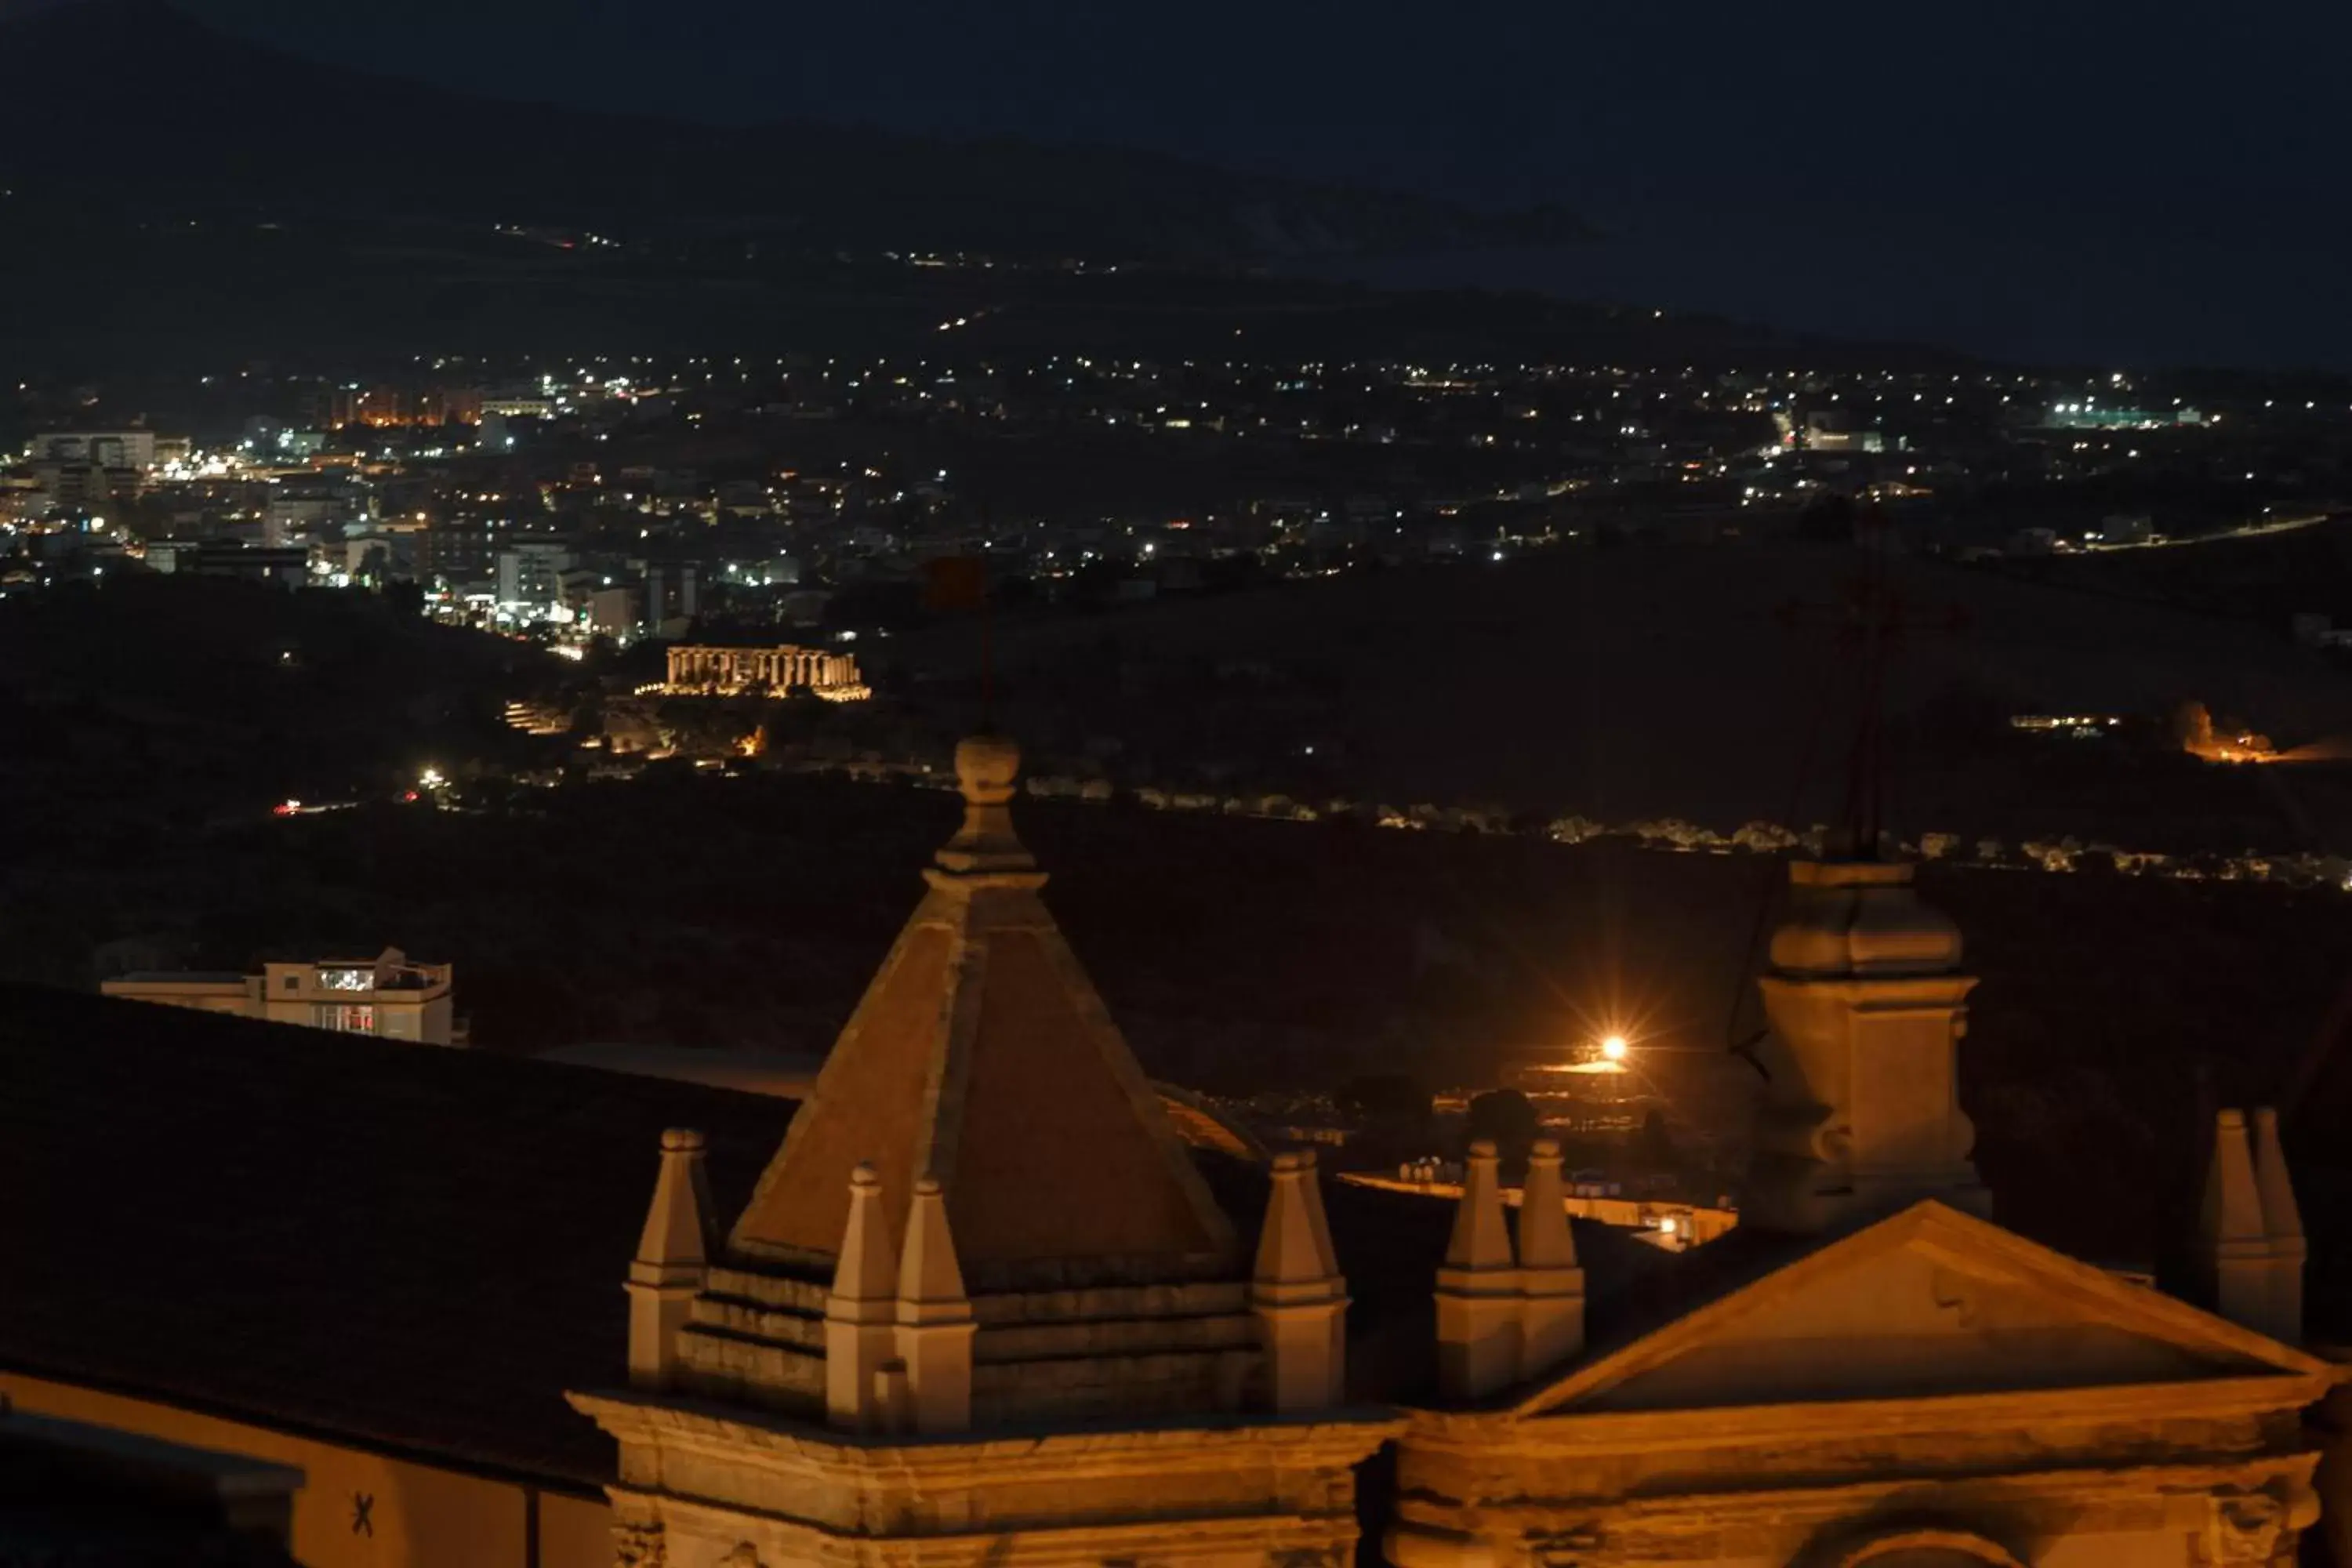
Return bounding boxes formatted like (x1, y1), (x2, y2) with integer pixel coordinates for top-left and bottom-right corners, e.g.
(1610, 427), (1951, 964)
(568, 1387), (1404, 1467)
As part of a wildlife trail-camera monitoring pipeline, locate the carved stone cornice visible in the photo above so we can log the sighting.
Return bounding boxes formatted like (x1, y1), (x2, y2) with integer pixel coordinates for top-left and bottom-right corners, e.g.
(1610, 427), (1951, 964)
(637, 1488), (1360, 1568)
(572, 1388), (1402, 1506)
(1392, 1450), (2325, 1551)
(1403, 1372), (2334, 1461)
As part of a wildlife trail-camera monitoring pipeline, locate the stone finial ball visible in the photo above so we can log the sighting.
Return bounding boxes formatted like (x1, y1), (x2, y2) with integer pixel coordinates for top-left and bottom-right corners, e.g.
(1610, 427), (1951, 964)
(955, 732), (1021, 804)
(661, 1127), (706, 1152)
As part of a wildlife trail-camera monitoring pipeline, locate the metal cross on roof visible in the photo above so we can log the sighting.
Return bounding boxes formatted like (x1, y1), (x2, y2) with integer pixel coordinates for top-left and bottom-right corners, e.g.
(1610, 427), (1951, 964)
(1726, 502), (1973, 1077)
(1769, 502), (1972, 854)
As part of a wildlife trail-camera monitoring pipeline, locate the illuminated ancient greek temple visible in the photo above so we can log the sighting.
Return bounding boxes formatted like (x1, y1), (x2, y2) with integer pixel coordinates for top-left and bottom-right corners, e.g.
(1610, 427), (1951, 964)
(664, 644), (866, 699)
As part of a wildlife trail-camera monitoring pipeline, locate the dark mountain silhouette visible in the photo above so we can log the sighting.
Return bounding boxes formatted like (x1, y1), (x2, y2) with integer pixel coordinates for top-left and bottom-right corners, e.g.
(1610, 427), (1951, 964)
(0, 0), (1586, 260)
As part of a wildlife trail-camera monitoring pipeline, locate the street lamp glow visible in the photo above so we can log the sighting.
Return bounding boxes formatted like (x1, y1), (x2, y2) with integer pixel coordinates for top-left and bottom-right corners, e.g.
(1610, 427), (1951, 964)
(1600, 1034), (1629, 1062)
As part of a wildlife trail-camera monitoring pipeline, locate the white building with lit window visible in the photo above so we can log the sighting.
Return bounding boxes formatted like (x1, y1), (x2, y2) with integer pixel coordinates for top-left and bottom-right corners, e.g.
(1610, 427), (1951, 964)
(495, 540), (575, 612)
(102, 948), (457, 1045)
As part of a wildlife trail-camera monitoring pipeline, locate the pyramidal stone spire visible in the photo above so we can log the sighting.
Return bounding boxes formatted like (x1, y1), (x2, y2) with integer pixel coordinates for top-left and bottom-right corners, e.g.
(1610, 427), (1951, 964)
(1743, 855), (1987, 1234)
(729, 734), (1236, 1292)
(625, 1128), (712, 1391)
(1515, 1138), (1585, 1381)
(1444, 1140), (1516, 1273)
(1250, 1150), (1348, 1412)
(824, 1163), (901, 1430)
(2203, 1107), (2305, 1344)
(2250, 1108), (2307, 1344)
(2201, 1109), (2267, 1328)
(2250, 1109), (2305, 1241)
(1436, 1139), (1522, 1400)
(894, 1174), (977, 1434)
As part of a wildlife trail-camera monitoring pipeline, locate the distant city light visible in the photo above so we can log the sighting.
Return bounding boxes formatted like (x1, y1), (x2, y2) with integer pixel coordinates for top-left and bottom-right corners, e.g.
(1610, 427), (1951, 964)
(1600, 1034), (1630, 1062)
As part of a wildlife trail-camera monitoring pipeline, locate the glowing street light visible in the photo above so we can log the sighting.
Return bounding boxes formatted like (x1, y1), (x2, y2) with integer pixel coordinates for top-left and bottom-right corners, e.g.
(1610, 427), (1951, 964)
(1600, 1033), (1630, 1062)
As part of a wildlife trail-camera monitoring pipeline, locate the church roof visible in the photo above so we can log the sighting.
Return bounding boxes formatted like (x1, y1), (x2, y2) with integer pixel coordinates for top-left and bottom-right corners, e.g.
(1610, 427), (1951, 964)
(727, 735), (1239, 1288)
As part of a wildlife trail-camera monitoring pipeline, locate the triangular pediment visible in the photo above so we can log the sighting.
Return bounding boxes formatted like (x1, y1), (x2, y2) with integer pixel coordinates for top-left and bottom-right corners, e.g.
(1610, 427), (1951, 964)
(1520, 1200), (2332, 1417)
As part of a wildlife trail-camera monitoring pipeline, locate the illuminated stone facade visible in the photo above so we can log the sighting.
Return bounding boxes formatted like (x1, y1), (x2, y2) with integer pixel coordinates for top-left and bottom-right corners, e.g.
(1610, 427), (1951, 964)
(664, 644), (865, 699)
(573, 835), (2339, 1568)
(559, 759), (2342, 1568)
(572, 735), (1396, 1566)
(1398, 858), (2332, 1568)
(1396, 1199), (2331, 1568)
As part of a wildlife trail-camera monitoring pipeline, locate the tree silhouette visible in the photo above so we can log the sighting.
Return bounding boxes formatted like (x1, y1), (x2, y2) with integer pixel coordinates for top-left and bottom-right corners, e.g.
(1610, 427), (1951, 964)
(1466, 1088), (1539, 1178)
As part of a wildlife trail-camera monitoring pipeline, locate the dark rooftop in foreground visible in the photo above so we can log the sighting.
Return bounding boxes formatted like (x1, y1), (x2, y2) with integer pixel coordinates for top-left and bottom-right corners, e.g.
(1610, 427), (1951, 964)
(0, 982), (1680, 1473)
(0, 985), (793, 1490)
(109, 971), (248, 985)
(11, 978), (2347, 1482)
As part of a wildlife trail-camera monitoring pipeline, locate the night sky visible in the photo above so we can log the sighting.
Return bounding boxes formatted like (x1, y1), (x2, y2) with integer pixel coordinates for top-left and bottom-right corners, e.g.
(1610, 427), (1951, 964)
(109, 2), (2352, 366)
